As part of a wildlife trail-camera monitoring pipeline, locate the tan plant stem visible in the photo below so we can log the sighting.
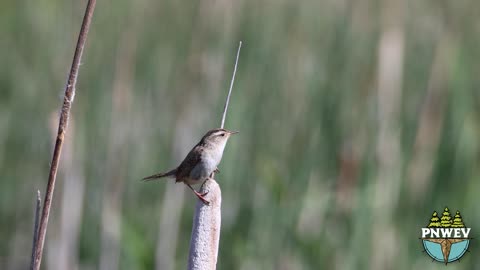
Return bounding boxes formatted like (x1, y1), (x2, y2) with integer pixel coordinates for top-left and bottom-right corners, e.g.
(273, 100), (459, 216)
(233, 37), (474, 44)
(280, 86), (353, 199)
(31, 1), (96, 269)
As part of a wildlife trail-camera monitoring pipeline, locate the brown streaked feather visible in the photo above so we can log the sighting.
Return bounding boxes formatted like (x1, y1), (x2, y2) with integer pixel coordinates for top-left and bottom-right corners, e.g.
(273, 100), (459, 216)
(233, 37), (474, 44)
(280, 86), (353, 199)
(142, 168), (177, 181)
(175, 145), (203, 182)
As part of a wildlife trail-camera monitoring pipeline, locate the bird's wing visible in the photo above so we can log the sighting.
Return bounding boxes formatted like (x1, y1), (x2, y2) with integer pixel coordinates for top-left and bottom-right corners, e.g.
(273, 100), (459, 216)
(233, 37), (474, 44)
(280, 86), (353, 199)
(176, 145), (203, 180)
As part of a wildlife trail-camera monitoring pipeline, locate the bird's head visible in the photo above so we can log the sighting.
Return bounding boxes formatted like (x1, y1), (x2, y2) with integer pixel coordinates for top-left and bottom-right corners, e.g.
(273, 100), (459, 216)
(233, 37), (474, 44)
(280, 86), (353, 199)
(201, 128), (238, 147)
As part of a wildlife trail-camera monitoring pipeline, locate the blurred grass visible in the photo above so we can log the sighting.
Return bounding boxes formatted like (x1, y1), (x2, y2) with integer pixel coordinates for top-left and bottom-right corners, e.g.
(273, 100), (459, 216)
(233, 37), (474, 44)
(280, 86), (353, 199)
(1, 0), (480, 269)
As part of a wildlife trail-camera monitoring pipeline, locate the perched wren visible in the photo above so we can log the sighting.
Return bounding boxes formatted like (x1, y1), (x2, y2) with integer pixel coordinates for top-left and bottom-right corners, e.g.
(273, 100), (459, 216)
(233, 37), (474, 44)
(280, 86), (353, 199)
(142, 128), (238, 204)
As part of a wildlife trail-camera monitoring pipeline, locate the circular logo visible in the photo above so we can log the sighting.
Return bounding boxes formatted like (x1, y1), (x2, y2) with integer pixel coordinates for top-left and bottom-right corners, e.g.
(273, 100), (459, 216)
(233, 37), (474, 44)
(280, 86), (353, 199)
(420, 208), (472, 265)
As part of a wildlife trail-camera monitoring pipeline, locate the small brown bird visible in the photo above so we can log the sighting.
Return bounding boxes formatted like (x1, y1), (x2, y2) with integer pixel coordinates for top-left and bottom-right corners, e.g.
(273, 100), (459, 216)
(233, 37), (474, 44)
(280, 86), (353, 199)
(142, 128), (238, 204)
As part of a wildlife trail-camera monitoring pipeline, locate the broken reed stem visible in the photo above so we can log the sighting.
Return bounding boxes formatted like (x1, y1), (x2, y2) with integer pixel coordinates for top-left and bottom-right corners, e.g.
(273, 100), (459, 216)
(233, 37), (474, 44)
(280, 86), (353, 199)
(187, 179), (222, 270)
(31, 1), (96, 270)
(30, 190), (41, 270)
(220, 41), (242, 129)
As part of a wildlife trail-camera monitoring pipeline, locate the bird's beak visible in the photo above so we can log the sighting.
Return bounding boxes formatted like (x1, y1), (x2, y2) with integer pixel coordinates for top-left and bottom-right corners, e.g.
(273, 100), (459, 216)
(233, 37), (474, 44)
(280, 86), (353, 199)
(227, 130), (239, 135)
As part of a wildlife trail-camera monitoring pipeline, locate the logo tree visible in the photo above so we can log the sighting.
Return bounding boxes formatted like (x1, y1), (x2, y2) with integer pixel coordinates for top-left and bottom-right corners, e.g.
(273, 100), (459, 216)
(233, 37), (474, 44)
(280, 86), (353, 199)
(428, 211), (441, 228)
(451, 211), (465, 228)
(440, 207), (453, 227)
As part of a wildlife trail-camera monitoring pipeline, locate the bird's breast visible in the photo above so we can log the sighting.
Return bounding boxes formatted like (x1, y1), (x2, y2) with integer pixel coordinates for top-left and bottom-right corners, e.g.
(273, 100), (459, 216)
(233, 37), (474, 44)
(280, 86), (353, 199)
(207, 144), (225, 163)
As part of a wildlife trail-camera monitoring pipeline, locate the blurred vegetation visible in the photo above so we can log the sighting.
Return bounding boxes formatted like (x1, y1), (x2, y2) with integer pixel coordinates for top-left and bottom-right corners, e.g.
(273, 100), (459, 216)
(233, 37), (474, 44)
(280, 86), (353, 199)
(1, 0), (479, 269)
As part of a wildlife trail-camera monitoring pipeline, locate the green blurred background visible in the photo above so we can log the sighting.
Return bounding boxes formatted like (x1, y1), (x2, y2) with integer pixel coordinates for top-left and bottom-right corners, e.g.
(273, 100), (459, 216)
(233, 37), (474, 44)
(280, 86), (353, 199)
(1, 0), (479, 269)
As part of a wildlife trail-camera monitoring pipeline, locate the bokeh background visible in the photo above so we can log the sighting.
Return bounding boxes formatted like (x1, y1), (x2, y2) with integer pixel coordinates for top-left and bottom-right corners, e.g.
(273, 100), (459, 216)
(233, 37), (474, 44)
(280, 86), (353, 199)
(1, 0), (479, 269)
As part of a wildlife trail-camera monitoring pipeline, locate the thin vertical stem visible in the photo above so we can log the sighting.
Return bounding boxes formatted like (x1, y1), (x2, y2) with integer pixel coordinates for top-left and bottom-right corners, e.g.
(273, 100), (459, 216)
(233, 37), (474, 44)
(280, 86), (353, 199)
(30, 190), (41, 270)
(32, 1), (96, 269)
(220, 41), (242, 129)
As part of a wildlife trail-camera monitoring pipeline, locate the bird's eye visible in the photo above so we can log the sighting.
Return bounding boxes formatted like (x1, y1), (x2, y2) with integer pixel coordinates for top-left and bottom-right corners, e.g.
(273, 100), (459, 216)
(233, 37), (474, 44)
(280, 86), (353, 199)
(220, 133), (225, 137)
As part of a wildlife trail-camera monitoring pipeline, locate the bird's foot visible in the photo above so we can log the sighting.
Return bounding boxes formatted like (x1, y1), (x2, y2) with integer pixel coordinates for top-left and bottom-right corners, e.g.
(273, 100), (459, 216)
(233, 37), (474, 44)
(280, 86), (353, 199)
(194, 192), (210, 205)
(193, 189), (209, 197)
(187, 183), (210, 205)
(209, 168), (220, 178)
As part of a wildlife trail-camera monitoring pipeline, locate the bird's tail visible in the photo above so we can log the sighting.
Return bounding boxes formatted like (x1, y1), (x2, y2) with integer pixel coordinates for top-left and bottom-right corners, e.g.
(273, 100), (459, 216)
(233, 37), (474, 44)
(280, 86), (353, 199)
(142, 168), (177, 181)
